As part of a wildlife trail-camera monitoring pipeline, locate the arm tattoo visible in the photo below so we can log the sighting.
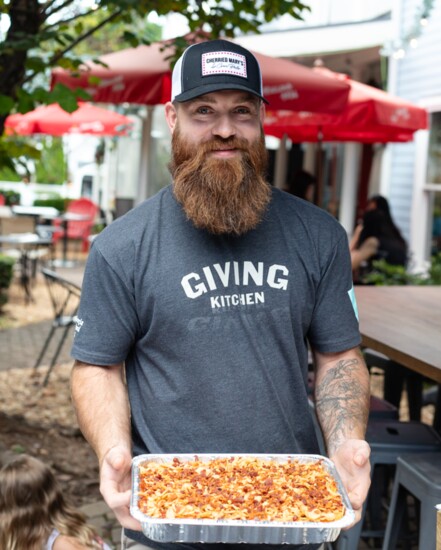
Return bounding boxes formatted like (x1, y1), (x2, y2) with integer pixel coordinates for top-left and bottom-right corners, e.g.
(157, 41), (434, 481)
(315, 357), (370, 455)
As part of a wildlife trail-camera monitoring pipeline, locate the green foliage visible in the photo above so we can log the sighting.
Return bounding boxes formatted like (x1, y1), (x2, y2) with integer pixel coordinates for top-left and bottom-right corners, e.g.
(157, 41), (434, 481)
(0, 137), (41, 176)
(0, 135), (66, 183)
(0, 254), (15, 311)
(0, 165), (21, 182)
(362, 256), (441, 286)
(34, 138), (67, 184)
(71, 13), (162, 56)
(33, 197), (69, 212)
(425, 253), (441, 284)
(0, 189), (20, 205)
(0, 94), (15, 115)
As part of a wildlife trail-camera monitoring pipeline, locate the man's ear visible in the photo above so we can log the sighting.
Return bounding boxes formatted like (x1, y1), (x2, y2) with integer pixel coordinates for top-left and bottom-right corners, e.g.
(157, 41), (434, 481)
(165, 102), (178, 133)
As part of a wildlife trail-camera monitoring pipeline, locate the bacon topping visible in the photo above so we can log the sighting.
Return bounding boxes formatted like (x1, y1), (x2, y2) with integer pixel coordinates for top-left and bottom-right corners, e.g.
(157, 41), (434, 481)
(137, 456), (345, 523)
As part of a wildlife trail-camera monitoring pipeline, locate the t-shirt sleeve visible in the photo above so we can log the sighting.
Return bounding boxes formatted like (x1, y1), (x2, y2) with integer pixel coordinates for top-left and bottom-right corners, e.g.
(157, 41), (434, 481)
(71, 244), (139, 365)
(307, 232), (361, 353)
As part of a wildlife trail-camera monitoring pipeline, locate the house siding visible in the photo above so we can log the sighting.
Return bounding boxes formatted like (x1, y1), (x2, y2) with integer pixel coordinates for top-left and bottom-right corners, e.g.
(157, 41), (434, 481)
(387, 0), (441, 248)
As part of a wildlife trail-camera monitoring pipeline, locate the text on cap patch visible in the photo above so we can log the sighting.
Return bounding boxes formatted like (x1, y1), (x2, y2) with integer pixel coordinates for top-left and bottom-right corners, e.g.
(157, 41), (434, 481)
(201, 51), (247, 78)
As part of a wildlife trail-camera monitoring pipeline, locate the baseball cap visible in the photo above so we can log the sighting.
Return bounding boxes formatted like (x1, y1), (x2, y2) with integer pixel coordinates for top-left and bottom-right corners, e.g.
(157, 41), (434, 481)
(171, 39), (268, 103)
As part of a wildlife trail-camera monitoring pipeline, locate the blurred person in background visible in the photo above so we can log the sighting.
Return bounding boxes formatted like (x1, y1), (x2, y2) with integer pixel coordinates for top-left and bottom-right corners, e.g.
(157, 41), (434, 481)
(0, 454), (111, 550)
(350, 195), (407, 284)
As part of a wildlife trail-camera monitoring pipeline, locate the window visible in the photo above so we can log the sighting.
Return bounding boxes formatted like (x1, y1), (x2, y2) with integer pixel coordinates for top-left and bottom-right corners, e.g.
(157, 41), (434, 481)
(426, 111), (441, 255)
(427, 112), (441, 184)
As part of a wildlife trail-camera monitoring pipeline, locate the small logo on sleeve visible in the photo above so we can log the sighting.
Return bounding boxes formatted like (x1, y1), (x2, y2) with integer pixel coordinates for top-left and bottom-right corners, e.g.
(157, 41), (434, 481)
(75, 317), (84, 334)
(348, 286), (359, 321)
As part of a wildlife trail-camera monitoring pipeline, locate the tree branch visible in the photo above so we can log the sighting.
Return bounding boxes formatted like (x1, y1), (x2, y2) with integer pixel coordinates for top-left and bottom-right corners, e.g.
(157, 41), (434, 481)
(44, 8), (103, 31)
(48, 8), (123, 66)
(41, 0), (77, 18)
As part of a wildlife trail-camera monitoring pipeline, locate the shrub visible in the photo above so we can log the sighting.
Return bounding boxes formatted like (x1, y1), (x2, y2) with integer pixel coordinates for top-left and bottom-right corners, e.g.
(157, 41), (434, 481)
(0, 254), (16, 311)
(363, 255), (441, 286)
(425, 253), (441, 284)
(33, 197), (70, 212)
(0, 189), (20, 206)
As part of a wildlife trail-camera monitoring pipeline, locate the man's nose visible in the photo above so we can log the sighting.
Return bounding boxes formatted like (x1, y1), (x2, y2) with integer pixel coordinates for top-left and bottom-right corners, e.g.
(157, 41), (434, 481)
(212, 114), (236, 139)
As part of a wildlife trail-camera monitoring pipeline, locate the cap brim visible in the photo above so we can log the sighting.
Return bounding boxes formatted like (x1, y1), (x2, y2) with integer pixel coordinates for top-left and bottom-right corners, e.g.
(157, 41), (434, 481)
(174, 83), (269, 104)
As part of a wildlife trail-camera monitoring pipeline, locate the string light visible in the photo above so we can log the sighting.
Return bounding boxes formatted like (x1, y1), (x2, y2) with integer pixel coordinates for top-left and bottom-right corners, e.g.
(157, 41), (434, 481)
(380, 0), (435, 58)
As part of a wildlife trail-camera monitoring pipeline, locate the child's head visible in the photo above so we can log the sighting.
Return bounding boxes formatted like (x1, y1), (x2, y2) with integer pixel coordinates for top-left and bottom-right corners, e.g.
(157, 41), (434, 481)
(0, 454), (100, 550)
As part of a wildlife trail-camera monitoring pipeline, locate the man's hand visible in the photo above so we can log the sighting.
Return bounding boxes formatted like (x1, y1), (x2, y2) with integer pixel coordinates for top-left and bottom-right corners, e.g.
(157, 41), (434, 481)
(330, 439), (371, 527)
(100, 445), (141, 531)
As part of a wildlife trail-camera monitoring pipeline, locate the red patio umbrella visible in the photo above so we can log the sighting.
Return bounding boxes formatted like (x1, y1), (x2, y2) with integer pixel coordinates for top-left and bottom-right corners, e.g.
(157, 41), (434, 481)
(5, 102), (133, 136)
(264, 67), (428, 143)
(51, 41), (350, 114)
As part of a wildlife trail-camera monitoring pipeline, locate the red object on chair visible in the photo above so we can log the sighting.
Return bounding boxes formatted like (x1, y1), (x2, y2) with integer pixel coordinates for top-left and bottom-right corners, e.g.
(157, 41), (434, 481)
(53, 198), (99, 252)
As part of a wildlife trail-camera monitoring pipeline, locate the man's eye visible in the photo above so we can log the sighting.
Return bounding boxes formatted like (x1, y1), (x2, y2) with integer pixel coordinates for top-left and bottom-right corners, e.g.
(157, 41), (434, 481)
(196, 106), (211, 114)
(235, 107), (252, 115)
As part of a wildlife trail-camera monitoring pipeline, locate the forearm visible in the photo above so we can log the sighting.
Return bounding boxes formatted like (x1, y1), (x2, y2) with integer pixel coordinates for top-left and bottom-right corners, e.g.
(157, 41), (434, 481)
(348, 224), (362, 252)
(351, 238), (378, 270)
(71, 360), (132, 465)
(313, 347), (370, 456)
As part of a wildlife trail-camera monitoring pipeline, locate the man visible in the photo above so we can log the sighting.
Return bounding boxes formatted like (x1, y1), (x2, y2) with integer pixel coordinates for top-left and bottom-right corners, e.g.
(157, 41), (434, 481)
(71, 40), (371, 550)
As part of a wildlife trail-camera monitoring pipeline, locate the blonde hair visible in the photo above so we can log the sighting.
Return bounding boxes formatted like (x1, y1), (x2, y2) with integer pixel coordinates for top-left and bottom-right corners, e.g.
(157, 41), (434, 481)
(0, 454), (102, 550)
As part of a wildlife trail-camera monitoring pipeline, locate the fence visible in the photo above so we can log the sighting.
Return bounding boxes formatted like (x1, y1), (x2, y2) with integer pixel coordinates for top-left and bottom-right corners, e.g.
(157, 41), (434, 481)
(0, 181), (77, 206)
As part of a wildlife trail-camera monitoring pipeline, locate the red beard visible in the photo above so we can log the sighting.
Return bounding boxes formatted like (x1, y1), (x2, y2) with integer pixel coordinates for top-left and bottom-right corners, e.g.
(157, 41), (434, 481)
(169, 126), (271, 235)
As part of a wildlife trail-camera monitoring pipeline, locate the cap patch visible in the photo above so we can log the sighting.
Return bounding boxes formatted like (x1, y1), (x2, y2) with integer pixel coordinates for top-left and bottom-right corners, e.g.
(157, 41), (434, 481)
(202, 51), (247, 79)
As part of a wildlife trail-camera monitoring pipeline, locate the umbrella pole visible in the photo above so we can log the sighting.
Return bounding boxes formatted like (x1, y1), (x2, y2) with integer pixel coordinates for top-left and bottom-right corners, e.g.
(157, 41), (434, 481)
(273, 134), (289, 189)
(328, 144), (339, 217)
(315, 131), (324, 207)
(136, 106), (154, 204)
(339, 142), (362, 234)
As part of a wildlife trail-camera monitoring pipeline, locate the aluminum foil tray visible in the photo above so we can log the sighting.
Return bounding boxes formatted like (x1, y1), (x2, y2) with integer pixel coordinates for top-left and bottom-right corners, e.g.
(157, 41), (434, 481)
(130, 453), (354, 545)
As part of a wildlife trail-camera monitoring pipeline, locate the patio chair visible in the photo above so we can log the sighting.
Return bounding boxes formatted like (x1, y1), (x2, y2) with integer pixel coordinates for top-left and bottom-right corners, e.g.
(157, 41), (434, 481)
(33, 268), (81, 386)
(382, 452), (441, 549)
(52, 197), (99, 253)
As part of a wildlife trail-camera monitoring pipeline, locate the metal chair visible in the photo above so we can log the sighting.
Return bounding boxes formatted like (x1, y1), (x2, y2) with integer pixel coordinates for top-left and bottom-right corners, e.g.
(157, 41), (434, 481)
(33, 268), (81, 386)
(382, 452), (441, 550)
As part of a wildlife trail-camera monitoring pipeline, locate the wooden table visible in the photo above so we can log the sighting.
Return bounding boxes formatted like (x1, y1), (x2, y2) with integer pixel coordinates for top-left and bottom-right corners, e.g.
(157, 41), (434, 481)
(355, 285), (441, 431)
(355, 286), (441, 384)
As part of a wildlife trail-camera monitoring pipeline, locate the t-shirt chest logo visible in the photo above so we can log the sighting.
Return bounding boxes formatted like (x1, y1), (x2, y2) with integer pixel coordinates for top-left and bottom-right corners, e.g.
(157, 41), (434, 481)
(181, 260), (289, 310)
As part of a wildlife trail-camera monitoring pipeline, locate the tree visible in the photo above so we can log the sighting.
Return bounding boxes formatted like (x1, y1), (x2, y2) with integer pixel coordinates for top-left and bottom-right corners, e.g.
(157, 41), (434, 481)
(0, 0), (309, 133)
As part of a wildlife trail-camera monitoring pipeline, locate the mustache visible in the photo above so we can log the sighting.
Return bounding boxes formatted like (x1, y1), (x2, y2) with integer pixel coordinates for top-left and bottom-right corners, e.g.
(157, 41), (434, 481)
(197, 136), (249, 154)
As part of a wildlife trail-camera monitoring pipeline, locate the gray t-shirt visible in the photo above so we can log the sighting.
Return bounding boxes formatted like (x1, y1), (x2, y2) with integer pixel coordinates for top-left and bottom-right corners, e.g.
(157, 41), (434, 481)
(72, 186), (360, 549)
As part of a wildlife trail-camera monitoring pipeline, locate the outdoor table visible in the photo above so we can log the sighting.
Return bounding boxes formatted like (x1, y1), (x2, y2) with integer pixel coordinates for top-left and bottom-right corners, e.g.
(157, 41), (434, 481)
(12, 205), (60, 220)
(11, 205), (61, 243)
(0, 232), (52, 303)
(54, 265), (84, 288)
(355, 285), (441, 431)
